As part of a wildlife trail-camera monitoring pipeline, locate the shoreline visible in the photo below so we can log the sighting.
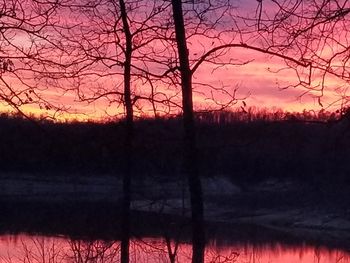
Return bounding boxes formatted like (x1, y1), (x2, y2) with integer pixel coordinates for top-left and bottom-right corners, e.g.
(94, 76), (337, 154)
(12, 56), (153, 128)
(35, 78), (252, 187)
(0, 173), (350, 250)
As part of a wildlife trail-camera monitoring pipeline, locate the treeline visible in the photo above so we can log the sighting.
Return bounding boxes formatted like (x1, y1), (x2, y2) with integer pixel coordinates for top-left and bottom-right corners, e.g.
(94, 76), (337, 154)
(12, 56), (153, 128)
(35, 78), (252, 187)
(0, 108), (349, 185)
(196, 107), (342, 124)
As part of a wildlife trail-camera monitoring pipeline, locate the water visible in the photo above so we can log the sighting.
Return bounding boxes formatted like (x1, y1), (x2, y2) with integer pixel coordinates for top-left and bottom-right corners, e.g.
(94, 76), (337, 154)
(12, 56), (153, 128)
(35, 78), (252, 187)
(0, 234), (349, 263)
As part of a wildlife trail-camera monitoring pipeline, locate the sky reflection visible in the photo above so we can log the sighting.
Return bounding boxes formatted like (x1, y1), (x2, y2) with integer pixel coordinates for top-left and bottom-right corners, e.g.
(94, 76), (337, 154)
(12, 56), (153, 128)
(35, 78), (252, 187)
(0, 234), (349, 263)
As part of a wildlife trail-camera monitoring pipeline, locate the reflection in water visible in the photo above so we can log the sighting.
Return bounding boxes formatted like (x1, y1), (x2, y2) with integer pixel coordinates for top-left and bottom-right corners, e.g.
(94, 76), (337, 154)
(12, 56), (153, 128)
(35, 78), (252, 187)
(0, 235), (349, 263)
(69, 240), (118, 263)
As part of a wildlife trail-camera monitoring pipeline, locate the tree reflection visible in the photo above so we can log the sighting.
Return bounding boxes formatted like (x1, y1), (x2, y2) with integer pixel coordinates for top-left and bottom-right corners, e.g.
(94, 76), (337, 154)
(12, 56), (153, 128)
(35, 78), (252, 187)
(1, 235), (350, 263)
(205, 249), (239, 263)
(1, 236), (65, 263)
(68, 240), (119, 263)
(164, 235), (179, 263)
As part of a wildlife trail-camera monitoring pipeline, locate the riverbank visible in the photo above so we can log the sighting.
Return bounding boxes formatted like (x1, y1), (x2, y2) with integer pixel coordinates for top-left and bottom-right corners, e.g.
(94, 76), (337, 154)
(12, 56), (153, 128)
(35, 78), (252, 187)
(1, 173), (350, 250)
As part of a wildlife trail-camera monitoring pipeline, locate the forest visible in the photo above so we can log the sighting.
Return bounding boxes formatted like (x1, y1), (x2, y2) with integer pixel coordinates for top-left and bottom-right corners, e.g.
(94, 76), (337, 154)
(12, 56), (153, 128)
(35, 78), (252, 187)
(1, 108), (349, 187)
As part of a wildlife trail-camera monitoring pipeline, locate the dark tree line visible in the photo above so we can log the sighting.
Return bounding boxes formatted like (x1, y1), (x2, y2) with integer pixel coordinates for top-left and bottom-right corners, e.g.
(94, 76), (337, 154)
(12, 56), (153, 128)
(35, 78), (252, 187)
(1, 111), (349, 183)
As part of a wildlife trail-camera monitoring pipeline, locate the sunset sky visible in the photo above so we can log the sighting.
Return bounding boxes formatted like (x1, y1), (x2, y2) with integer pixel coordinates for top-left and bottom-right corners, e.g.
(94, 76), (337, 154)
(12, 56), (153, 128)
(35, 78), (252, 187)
(0, 0), (348, 121)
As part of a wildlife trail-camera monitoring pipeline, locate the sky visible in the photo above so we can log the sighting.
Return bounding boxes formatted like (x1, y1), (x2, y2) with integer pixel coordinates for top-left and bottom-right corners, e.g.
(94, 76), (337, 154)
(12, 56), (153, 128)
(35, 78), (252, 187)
(0, 0), (349, 121)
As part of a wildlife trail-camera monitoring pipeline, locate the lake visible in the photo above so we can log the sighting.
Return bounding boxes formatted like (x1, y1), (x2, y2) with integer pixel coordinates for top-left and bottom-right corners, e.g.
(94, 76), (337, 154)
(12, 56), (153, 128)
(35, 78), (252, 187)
(1, 175), (350, 263)
(0, 234), (349, 263)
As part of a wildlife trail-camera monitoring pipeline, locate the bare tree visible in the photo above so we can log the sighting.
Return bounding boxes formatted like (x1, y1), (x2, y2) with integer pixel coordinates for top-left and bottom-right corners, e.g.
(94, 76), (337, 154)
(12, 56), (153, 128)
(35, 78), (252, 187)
(247, 0), (350, 109)
(164, 1), (321, 262)
(170, 1), (205, 262)
(0, 0), (64, 118)
(46, 1), (172, 263)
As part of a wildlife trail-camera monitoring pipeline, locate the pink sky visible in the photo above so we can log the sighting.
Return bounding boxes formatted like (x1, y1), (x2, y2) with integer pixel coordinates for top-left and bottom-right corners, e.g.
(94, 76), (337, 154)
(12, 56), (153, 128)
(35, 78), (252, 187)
(0, 0), (348, 121)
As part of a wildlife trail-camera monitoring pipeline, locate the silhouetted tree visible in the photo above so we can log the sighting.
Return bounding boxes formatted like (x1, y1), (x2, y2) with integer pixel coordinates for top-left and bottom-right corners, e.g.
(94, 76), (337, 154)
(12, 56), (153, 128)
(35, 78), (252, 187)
(118, 1), (134, 261)
(250, 0), (350, 108)
(166, 1), (319, 262)
(170, 1), (205, 262)
(47, 1), (170, 262)
(0, 0), (64, 117)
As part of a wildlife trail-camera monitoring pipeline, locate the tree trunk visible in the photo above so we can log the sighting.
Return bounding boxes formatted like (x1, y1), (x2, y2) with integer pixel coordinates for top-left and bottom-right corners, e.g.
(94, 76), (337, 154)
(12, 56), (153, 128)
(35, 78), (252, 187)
(119, 0), (133, 262)
(171, 1), (205, 262)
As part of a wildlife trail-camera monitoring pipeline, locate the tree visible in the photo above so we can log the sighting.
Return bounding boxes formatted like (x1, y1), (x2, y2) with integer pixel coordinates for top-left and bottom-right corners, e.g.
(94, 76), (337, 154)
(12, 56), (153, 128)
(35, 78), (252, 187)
(119, 1), (134, 261)
(166, 1), (324, 262)
(0, 0), (63, 118)
(47, 1), (171, 262)
(170, 1), (205, 262)
(249, 0), (350, 109)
